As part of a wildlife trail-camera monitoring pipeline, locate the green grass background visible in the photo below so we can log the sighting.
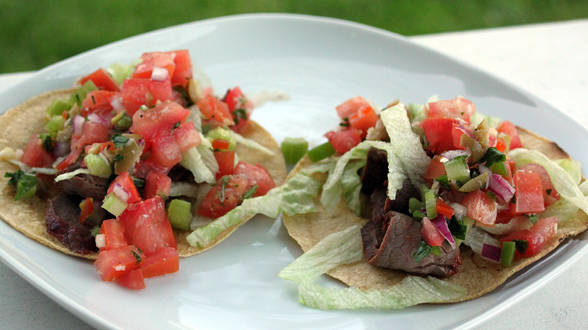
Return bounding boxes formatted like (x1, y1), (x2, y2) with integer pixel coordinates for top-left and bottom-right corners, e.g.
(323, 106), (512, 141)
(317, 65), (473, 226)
(1, 0), (587, 73)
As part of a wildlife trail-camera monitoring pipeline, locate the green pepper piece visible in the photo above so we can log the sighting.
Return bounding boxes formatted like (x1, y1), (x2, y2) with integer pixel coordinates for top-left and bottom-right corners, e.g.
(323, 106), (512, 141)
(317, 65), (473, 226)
(307, 142), (336, 162)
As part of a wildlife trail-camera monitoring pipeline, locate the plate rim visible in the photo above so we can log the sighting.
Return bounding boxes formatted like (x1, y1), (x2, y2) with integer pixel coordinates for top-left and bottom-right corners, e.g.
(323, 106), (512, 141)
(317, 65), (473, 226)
(1, 13), (587, 330)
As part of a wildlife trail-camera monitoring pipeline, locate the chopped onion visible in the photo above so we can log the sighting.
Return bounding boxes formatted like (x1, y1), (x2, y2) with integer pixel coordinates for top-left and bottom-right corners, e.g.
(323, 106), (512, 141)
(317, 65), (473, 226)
(110, 95), (124, 112)
(489, 173), (515, 203)
(73, 115), (85, 135)
(481, 243), (501, 263)
(88, 113), (110, 126)
(431, 215), (456, 248)
(95, 234), (106, 249)
(151, 66), (168, 81)
(450, 202), (467, 220)
(111, 183), (130, 202)
(440, 149), (470, 161)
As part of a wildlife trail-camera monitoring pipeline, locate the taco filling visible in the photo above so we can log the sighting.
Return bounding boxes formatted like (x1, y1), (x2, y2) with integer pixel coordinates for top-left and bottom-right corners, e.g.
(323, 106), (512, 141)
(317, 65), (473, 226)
(0, 50), (286, 290)
(279, 96), (588, 309)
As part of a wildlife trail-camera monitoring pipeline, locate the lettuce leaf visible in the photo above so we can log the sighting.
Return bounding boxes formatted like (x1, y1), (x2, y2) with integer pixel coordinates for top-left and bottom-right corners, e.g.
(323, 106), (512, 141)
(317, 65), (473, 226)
(555, 158), (582, 185)
(279, 225), (466, 310)
(340, 160), (365, 215)
(509, 148), (588, 215)
(180, 140), (218, 185)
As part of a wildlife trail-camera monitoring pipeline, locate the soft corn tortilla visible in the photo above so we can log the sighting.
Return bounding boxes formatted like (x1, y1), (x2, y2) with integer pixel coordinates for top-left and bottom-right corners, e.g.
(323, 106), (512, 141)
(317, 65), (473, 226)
(0, 89), (287, 260)
(283, 127), (588, 303)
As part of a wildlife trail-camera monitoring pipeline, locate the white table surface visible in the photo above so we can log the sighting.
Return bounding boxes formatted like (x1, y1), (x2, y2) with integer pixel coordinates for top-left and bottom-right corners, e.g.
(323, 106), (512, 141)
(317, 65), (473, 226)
(1, 19), (587, 330)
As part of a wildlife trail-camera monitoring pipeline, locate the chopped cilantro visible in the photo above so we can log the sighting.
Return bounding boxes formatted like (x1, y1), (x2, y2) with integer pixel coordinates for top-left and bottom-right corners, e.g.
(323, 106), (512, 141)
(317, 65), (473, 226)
(232, 108), (247, 125)
(546, 188), (553, 196)
(132, 177), (145, 189)
(112, 134), (129, 148)
(39, 133), (53, 152)
(413, 240), (432, 262)
(514, 239), (529, 254)
(131, 249), (142, 265)
(339, 117), (350, 127)
(435, 174), (451, 190)
(528, 214), (539, 224)
(5, 170), (39, 200)
(430, 246), (442, 256)
(242, 185), (258, 200)
(173, 121), (180, 129)
(448, 216), (467, 241)
(90, 226), (100, 237)
(480, 147), (506, 167)
(91, 95), (96, 105)
(113, 154), (124, 162)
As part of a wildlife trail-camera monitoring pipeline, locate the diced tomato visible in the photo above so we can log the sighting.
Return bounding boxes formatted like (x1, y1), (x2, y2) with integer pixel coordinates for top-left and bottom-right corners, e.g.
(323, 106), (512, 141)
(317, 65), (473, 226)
(348, 104), (378, 136)
(134, 158), (171, 178)
(450, 123), (469, 150)
(150, 130), (182, 168)
(119, 196), (176, 255)
(116, 269), (145, 290)
(233, 161), (276, 197)
(57, 121), (110, 171)
(501, 216), (558, 258)
(436, 199), (455, 218)
(22, 134), (54, 168)
(212, 139), (230, 150)
(79, 197), (94, 224)
(168, 50), (192, 87)
(463, 190), (497, 226)
(100, 219), (127, 250)
(197, 94), (233, 127)
(514, 170), (545, 213)
(214, 150), (235, 179)
(130, 101), (190, 142)
(121, 78), (173, 114)
(144, 172), (171, 199)
(132, 52), (176, 81)
(223, 86), (253, 133)
(197, 174), (249, 218)
(325, 128), (362, 155)
(488, 128), (498, 148)
(335, 96), (370, 120)
(108, 172), (141, 204)
(518, 163), (560, 207)
(421, 118), (459, 154)
(140, 247), (179, 278)
(426, 97), (476, 123)
(496, 202), (518, 224)
(421, 217), (444, 246)
(81, 90), (117, 117)
(424, 156), (447, 182)
(79, 68), (120, 92)
(497, 121), (523, 150)
(94, 245), (143, 281)
(173, 121), (201, 152)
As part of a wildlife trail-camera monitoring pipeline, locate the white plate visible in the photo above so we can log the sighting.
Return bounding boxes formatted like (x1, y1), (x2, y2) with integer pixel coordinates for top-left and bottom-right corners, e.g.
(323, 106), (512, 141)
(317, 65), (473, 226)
(1, 14), (587, 330)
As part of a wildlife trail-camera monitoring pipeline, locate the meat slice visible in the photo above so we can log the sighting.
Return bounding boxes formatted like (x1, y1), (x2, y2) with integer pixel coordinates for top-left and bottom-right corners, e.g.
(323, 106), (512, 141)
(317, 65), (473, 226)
(46, 193), (98, 254)
(361, 211), (461, 277)
(57, 174), (109, 201)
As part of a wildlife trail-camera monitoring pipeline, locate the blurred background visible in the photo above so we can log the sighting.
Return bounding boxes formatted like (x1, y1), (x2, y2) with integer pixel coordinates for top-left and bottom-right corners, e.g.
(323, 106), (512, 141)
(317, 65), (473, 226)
(1, 0), (587, 73)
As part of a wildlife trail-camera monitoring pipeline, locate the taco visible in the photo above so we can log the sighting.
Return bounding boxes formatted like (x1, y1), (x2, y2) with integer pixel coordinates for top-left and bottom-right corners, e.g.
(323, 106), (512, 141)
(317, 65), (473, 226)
(280, 96), (588, 309)
(0, 50), (286, 289)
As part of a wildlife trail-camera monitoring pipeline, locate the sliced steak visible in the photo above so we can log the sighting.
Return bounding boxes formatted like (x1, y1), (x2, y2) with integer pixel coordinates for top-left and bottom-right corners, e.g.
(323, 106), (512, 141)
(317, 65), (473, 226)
(57, 174), (109, 201)
(361, 211), (461, 277)
(46, 193), (98, 254)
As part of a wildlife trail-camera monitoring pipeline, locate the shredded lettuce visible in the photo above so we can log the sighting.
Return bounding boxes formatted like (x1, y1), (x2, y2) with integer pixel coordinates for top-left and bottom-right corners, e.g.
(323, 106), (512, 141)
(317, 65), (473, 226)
(54, 168), (90, 182)
(320, 141), (407, 212)
(463, 226), (500, 255)
(230, 131), (274, 156)
(555, 158), (582, 185)
(281, 172), (323, 216)
(380, 104), (430, 188)
(340, 160), (365, 215)
(471, 112), (502, 128)
(106, 61), (139, 85)
(509, 148), (588, 215)
(180, 139), (218, 184)
(406, 103), (425, 123)
(279, 225), (466, 310)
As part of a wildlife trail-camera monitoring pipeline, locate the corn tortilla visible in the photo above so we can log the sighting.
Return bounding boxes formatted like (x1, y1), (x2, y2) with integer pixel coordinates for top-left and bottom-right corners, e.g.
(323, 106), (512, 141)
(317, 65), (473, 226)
(283, 127), (588, 302)
(0, 89), (287, 260)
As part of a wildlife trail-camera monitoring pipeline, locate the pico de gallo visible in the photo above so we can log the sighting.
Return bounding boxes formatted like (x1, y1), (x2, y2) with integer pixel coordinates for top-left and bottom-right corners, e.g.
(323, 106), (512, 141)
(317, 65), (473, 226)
(2, 49), (277, 290)
(297, 95), (582, 276)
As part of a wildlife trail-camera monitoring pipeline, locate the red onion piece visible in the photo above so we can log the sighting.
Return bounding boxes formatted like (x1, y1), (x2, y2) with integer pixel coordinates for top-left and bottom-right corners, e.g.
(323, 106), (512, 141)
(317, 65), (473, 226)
(481, 243), (501, 263)
(431, 215), (456, 248)
(73, 115), (84, 135)
(88, 113), (110, 126)
(112, 183), (130, 202)
(489, 173), (515, 203)
(441, 149), (470, 161)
